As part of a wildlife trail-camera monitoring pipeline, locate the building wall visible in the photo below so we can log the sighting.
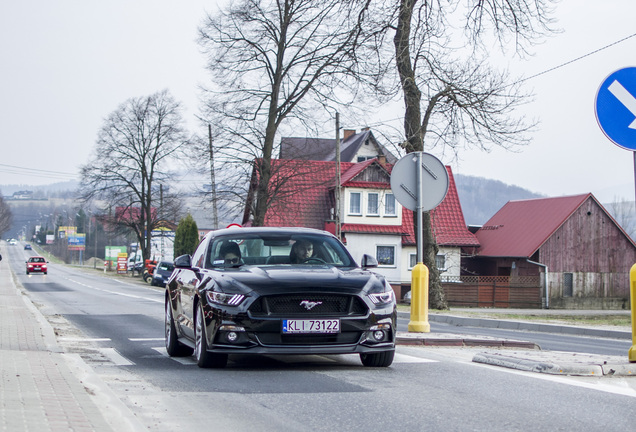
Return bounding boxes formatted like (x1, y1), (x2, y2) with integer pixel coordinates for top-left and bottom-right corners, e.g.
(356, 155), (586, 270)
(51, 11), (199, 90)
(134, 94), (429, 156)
(354, 141), (382, 159)
(539, 197), (636, 298)
(345, 232), (403, 285)
(400, 245), (462, 282)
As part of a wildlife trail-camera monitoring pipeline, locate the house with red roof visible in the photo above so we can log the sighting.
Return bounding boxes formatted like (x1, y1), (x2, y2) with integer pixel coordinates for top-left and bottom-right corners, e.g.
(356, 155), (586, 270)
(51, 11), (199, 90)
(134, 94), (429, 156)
(242, 156), (479, 298)
(465, 194), (636, 309)
(280, 128), (398, 164)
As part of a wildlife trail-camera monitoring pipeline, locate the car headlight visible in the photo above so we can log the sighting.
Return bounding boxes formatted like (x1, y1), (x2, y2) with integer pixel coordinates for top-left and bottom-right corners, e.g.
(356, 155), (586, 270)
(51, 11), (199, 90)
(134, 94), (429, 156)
(369, 291), (395, 305)
(206, 290), (245, 306)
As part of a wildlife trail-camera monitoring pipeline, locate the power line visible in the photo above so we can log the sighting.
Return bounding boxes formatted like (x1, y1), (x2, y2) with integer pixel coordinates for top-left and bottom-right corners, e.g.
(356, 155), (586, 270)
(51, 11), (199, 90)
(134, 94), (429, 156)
(516, 32), (636, 84)
(0, 163), (78, 181)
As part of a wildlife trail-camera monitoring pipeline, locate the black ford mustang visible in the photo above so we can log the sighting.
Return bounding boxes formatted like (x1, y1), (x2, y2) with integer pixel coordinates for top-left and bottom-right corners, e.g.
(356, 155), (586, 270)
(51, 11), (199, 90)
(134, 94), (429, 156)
(165, 227), (397, 368)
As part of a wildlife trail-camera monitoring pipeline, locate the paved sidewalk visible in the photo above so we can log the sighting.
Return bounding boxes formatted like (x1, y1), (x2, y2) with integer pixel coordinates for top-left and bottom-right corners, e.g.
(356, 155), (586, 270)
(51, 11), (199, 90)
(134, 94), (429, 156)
(0, 246), (145, 432)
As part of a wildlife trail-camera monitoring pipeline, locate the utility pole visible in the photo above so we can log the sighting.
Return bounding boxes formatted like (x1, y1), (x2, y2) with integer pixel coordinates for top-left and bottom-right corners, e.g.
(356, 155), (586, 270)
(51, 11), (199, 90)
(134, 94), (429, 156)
(209, 124), (219, 229)
(335, 113), (341, 240)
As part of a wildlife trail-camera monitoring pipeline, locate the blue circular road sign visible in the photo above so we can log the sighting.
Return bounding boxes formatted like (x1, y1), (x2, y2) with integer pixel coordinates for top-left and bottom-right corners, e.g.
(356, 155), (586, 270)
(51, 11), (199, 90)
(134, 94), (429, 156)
(595, 67), (636, 151)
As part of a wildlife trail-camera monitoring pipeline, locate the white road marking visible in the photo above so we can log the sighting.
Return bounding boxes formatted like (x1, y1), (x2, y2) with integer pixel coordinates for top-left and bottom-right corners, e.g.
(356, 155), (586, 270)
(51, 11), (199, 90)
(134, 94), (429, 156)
(64, 277), (163, 303)
(100, 347), (135, 366)
(152, 347), (196, 365)
(58, 337), (111, 342)
(393, 353), (438, 364)
(129, 338), (164, 342)
(470, 360), (636, 398)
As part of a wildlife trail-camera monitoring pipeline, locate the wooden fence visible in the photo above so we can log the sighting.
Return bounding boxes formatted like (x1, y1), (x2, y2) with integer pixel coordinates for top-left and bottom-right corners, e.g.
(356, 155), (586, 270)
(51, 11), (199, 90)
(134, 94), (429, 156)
(441, 276), (542, 308)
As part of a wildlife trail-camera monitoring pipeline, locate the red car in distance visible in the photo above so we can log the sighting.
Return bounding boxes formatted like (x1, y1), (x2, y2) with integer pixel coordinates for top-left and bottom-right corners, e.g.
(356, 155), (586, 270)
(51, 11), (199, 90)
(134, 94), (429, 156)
(26, 256), (48, 275)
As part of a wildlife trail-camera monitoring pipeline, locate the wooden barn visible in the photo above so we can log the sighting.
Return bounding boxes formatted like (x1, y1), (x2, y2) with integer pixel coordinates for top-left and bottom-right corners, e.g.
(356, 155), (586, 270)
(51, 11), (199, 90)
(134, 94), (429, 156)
(462, 194), (636, 309)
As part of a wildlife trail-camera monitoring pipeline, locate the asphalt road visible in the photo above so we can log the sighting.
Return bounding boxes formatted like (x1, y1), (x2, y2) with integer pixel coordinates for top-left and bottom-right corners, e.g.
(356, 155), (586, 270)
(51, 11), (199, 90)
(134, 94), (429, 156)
(6, 247), (636, 431)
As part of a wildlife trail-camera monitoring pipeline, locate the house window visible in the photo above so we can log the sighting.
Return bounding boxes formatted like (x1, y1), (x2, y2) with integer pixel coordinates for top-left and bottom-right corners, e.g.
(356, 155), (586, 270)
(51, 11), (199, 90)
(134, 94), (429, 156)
(376, 246), (395, 266)
(367, 193), (379, 215)
(564, 273), (573, 297)
(436, 254), (446, 272)
(409, 253), (446, 271)
(385, 193), (396, 216)
(357, 156), (374, 162)
(349, 192), (361, 215)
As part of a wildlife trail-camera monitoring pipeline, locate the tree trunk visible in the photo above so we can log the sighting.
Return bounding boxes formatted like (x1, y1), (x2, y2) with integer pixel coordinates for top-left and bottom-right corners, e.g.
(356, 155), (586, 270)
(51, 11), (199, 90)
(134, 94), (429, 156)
(396, 0), (447, 309)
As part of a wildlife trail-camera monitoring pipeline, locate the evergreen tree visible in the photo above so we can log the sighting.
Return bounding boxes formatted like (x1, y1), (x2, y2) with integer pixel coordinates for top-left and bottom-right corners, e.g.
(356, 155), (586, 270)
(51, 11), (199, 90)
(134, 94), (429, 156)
(174, 214), (199, 258)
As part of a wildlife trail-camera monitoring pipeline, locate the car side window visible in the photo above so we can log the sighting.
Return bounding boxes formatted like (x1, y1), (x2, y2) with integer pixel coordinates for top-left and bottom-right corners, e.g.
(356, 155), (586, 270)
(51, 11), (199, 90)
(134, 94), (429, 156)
(191, 240), (207, 269)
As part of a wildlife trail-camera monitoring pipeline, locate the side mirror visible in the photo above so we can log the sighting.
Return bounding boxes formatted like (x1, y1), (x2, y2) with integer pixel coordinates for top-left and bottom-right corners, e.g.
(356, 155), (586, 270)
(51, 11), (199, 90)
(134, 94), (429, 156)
(174, 254), (192, 269)
(361, 254), (378, 269)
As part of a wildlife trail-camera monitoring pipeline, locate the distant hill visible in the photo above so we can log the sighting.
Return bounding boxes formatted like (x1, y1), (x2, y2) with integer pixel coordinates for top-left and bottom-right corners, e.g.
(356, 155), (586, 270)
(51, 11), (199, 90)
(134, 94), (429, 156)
(0, 180), (79, 197)
(454, 174), (545, 226)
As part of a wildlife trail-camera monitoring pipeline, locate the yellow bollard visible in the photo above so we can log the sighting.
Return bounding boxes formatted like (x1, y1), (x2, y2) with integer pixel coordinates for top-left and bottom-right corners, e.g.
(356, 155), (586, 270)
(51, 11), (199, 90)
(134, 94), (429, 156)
(408, 263), (430, 333)
(629, 264), (636, 362)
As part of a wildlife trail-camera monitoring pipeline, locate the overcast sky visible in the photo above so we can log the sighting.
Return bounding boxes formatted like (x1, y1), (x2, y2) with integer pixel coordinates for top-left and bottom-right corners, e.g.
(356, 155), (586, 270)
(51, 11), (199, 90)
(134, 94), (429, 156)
(1, 1), (636, 204)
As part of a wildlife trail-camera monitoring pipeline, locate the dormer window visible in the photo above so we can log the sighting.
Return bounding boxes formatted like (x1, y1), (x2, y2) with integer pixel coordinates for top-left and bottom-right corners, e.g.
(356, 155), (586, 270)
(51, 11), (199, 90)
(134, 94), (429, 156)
(385, 193), (396, 216)
(367, 193), (379, 216)
(349, 192), (361, 215)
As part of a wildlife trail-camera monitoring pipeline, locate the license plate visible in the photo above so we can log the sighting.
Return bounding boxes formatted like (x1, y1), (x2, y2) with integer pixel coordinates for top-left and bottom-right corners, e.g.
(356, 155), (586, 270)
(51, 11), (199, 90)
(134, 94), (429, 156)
(282, 319), (340, 334)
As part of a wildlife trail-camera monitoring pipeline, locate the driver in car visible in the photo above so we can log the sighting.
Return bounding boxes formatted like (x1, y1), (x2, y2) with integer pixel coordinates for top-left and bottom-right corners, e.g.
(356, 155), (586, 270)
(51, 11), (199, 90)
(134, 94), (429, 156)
(290, 239), (314, 263)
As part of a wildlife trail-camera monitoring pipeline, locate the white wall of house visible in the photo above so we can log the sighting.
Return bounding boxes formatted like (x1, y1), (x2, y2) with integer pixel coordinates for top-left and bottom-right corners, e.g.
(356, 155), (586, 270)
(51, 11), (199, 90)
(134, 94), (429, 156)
(400, 245), (463, 283)
(354, 141), (382, 160)
(345, 232), (403, 284)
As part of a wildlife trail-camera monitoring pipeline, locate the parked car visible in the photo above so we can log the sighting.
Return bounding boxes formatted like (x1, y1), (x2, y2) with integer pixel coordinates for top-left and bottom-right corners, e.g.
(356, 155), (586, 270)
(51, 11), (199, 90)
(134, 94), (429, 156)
(165, 226), (396, 368)
(151, 260), (174, 287)
(24, 244), (32, 250)
(9, 239), (17, 245)
(26, 256), (48, 275)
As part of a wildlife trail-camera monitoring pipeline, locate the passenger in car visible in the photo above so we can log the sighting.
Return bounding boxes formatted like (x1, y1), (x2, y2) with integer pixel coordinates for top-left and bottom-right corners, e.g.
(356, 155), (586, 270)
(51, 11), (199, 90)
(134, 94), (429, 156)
(290, 239), (314, 263)
(220, 242), (242, 265)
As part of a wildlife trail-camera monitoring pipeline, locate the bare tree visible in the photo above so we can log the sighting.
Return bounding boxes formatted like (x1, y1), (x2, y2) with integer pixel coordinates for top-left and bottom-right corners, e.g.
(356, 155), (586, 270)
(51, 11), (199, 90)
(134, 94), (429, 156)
(369, 0), (556, 308)
(79, 90), (189, 261)
(197, 0), (372, 226)
(606, 196), (636, 241)
(0, 194), (12, 237)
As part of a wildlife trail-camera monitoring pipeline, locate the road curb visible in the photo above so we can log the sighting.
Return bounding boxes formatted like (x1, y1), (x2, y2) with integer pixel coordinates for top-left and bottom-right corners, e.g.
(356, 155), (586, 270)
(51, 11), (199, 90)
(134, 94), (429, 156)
(397, 311), (633, 340)
(472, 352), (636, 377)
(395, 332), (539, 349)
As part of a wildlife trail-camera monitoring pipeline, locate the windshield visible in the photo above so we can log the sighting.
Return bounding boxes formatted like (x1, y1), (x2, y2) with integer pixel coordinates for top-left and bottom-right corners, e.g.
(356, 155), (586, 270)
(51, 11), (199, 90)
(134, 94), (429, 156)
(207, 232), (355, 268)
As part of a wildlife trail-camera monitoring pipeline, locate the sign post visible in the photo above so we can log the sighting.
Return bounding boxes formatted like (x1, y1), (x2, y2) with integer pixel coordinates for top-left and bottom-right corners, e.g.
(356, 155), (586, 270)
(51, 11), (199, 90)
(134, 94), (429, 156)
(596, 68), (636, 362)
(391, 152), (449, 333)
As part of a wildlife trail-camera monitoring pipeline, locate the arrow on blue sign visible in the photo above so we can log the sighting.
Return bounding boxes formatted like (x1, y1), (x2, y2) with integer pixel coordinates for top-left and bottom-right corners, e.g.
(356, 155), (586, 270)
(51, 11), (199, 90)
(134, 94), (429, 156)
(607, 80), (636, 129)
(595, 67), (636, 150)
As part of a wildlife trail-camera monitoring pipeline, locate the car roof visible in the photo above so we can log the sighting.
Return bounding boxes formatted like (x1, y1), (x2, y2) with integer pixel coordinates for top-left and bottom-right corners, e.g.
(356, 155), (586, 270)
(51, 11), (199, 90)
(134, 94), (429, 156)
(28, 256), (45, 260)
(207, 226), (336, 239)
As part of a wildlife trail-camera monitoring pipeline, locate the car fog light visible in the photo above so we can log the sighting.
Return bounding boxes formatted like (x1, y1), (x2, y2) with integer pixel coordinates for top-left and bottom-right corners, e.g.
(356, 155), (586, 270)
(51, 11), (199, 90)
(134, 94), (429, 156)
(227, 332), (239, 342)
(373, 330), (385, 341)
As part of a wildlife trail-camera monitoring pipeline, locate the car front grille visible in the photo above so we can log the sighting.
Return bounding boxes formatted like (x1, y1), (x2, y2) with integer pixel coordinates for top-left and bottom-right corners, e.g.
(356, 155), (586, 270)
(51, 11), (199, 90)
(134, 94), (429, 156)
(257, 332), (363, 345)
(248, 294), (368, 317)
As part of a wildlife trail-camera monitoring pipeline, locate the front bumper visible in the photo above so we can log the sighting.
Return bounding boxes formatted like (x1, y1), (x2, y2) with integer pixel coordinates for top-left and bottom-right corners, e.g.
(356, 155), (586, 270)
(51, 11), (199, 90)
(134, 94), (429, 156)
(200, 300), (397, 356)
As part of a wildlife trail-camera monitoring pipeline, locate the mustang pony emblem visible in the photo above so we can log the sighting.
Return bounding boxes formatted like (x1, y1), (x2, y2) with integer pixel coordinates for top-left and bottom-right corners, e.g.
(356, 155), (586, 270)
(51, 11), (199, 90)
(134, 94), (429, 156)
(300, 300), (322, 310)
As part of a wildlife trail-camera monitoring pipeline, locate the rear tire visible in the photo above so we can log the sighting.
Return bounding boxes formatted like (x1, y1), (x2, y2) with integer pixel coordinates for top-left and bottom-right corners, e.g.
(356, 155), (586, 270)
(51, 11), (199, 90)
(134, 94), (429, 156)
(195, 306), (228, 368)
(165, 300), (193, 357)
(360, 350), (395, 367)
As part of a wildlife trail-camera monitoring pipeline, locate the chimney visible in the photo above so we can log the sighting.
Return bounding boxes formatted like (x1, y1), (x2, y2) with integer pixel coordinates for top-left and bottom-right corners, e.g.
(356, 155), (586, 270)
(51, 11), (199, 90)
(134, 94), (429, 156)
(343, 129), (355, 140)
(378, 154), (386, 165)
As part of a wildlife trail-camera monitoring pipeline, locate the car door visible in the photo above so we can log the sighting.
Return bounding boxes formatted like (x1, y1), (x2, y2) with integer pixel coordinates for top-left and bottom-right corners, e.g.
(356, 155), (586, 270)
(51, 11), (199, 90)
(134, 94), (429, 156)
(176, 237), (210, 340)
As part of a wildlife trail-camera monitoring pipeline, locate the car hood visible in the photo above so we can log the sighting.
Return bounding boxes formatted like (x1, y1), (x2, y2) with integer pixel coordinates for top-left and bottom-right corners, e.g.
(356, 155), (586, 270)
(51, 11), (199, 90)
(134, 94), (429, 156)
(207, 265), (386, 296)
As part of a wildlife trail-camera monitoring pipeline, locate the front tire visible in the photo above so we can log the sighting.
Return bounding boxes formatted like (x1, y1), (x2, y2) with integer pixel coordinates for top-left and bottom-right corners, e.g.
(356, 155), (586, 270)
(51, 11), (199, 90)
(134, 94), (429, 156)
(195, 305), (228, 368)
(360, 350), (395, 367)
(165, 300), (193, 357)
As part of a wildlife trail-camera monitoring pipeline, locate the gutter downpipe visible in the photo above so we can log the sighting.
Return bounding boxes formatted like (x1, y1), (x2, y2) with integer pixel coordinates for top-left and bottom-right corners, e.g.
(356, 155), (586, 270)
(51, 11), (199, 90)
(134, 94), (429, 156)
(527, 259), (549, 309)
